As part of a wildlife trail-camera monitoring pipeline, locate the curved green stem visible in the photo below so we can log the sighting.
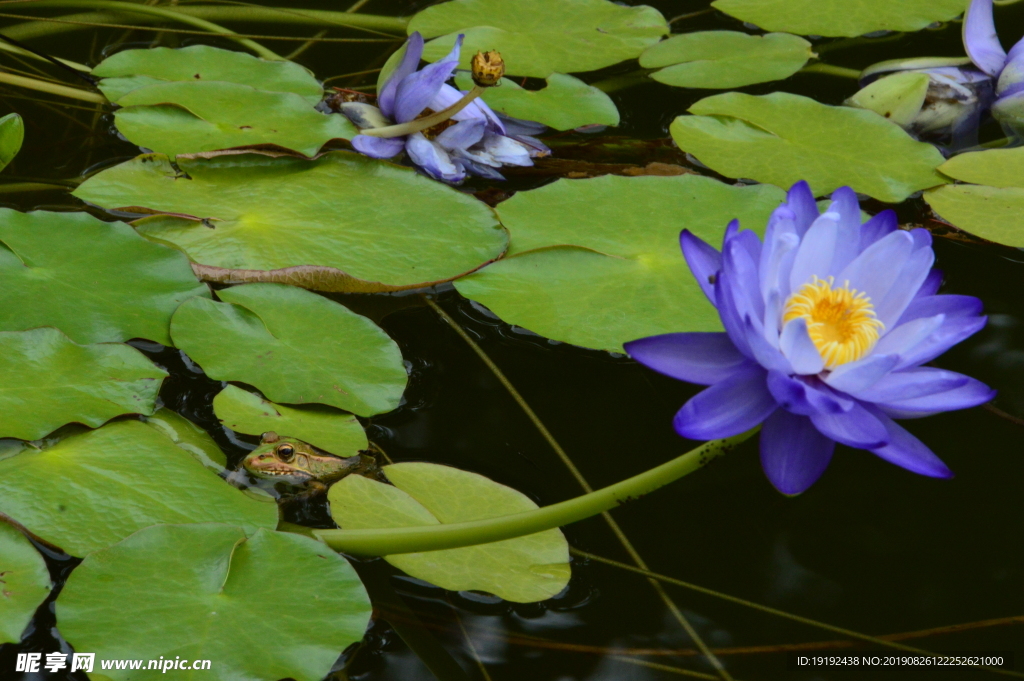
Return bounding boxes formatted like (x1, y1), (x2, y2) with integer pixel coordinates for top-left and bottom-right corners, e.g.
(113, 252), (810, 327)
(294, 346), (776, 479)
(361, 86), (484, 138)
(313, 429), (757, 556)
(0, 71), (104, 102)
(15, 1), (284, 60)
(800, 62), (862, 79)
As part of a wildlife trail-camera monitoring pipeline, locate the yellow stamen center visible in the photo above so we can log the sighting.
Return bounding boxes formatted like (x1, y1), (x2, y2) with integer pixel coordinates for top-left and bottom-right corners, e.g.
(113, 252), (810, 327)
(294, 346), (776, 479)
(782, 276), (884, 369)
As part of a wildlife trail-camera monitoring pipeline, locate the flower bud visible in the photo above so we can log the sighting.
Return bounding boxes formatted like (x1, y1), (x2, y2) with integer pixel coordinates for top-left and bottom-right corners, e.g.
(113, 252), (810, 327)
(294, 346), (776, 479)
(471, 51), (505, 87)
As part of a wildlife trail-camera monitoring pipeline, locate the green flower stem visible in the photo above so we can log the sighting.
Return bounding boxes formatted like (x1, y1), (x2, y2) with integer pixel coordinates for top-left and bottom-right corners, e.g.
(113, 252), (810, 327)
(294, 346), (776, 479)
(0, 38), (89, 72)
(360, 86), (485, 138)
(312, 429), (757, 556)
(13, 1), (284, 60)
(0, 71), (104, 103)
(0, 182), (75, 193)
(800, 63), (862, 79)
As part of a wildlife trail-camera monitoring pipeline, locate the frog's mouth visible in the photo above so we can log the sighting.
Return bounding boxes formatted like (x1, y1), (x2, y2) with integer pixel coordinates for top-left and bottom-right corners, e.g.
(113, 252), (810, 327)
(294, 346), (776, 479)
(250, 464), (314, 481)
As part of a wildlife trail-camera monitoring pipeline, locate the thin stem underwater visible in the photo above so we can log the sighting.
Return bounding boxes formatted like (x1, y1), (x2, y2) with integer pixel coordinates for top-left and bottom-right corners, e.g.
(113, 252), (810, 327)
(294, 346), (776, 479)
(0, 70), (103, 101)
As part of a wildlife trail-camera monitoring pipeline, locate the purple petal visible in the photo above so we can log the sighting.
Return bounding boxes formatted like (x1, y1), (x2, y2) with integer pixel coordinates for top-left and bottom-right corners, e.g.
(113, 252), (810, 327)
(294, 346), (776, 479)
(378, 32), (425, 119)
(430, 82), (505, 131)
(394, 35), (463, 124)
(723, 232), (764, 323)
(867, 409), (953, 478)
(809, 401), (888, 449)
(876, 375), (995, 418)
(914, 269), (943, 299)
(897, 294), (982, 327)
(767, 371), (852, 416)
(998, 40), (1024, 95)
(788, 211), (839, 291)
(743, 315), (792, 374)
(874, 314), (945, 357)
(482, 134), (533, 166)
(873, 238), (935, 328)
(760, 409), (835, 495)
(351, 135), (405, 159)
(963, 0), (1007, 77)
(785, 180), (819, 236)
(858, 210), (898, 250)
(405, 133), (463, 182)
(779, 317), (825, 375)
(824, 187), (862, 275)
(680, 229), (721, 304)
(624, 333), (748, 386)
(715, 268), (755, 360)
(893, 315), (987, 370)
(853, 366), (969, 403)
(759, 206), (800, 300)
(673, 366), (776, 440)
(434, 118), (486, 150)
(837, 229), (914, 306)
(823, 353), (899, 394)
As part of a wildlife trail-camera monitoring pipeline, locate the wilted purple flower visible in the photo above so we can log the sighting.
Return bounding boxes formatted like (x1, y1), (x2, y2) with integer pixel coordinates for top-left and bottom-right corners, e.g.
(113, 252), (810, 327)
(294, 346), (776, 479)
(625, 182), (994, 495)
(339, 32), (548, 183)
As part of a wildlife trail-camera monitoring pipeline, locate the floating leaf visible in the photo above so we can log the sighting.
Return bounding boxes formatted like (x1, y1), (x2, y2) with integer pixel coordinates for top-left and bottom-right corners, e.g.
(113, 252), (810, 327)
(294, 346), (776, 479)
(93, 45), (323, 104)
(58, 524), (371, 681)
(74, 152), (507, 292)
(0, 519), (51, 645)
(455, 175), (785, 352)
(639, 31), (814, 89)
(0, 209), (209, 344)
(410, 0), (668, 78)
(454, 72), (618, 129)
(0, 421), (277, 556)
(171, 283), (406, 417)
(924, 185), (1024, 247)
(330, 462), (569, 603)
(938, 147), (1024, 189)
(0, 328), (165, 441)
(141, 407), (227, 471)
(669, 92), (947, 202)
(214, 385), (367, 456)
(711, 0), (968, 38)
(0, 113), (23, 171)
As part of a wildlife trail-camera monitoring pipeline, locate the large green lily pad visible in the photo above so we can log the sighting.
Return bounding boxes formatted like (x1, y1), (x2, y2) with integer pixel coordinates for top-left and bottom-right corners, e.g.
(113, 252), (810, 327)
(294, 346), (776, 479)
(455, 174), (785, 352)
(0, 328), (165, 441)
(74, 152), (507, 292)
(58, 524), (371, 681)
(411, 0), (668, 78)
(639, 31), (814, 89)
(454, 72), (618, 129)
(112, 81), (355, 158)
(0, 421), (277, 556)
(0, 519), (51, 645)
(924, 185), (1024, 247)
(93, 45), (323, 104)
(938, 147), (1024, 189)
(0, 209), (209, 344)
(142, 407), (227, 471)
(669, 92), (948, 202)
(711, 0), (968, 38)
(214, 385), (367, 456)
(330, 462), (569, 603)
(172, 283), (406, 417)
(0, 113), (23, 171)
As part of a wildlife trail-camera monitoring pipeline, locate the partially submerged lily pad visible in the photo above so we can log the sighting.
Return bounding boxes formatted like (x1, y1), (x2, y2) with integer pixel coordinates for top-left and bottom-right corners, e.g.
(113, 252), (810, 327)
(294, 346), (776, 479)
(74, 152), (507, 292)
(0, 209), (209, 344)
(330, 462), (570, 603)
(640, 31), (814, 89)
(0, 519), (51, 645)
(938, 147), (1024, 189)
(214, 385), (368, 456)
(924, 185), (1024, 247)
(411, 0), (668, 77)
(0, 113), (23, 171)
(669, 92), (948, 202)
(141, 407), (227, 471)
(455, 175), (785, 352)
(0, 421), (277, 556)
(0, 328), (166, 441)
(171, 283), (407, 417)
(58, 524), (371, 681)
(454, 73), (618, 129)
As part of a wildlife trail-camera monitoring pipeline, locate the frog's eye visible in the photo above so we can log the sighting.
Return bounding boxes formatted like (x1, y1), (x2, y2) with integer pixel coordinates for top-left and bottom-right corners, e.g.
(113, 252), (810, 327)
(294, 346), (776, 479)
(276, 444), (295, 462)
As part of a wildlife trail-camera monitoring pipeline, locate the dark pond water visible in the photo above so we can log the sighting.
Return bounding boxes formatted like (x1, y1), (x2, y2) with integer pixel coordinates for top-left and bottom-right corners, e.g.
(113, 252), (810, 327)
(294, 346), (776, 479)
(0, 1), (1021, 680)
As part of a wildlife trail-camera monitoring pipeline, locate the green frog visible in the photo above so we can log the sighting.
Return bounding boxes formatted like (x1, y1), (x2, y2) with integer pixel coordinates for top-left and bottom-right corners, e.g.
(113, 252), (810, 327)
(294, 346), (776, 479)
(241, 431), (377, 496)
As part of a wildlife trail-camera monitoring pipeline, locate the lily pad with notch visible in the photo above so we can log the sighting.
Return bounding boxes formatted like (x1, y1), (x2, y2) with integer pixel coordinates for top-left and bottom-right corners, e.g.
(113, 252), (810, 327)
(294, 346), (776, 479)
(454, 72), (618, 129)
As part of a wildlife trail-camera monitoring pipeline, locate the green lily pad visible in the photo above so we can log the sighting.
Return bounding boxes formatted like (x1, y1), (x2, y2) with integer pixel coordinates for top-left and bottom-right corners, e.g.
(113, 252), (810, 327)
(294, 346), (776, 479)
(0, 421), (277, 556)
(711, 0), (968, 38)
(141, 407), (227, 471)
(924, 185), (1024, 247)
(93, 45), (323, 104)
(112, 81), (355, 158)
(0, 328), (166, 441)
(0, 113), (23, 171)
(57, 524), (371, 681)
(411, 0), (668, 78)
(454, 72), (618, 129)
(74, 152), (507, 292)
(455, 175), (785, 352)
(171, 283), (406, 417)
(938, 147), (1024, 189)
(214, 385), (368, 456)
(0, 519), (51, 645)
(639, 31), (814, 89)
(0, 209), (209, 345)
(330, 462), (569, 603)
(845, 72), (932, 128)
(669, 92), (948, 202)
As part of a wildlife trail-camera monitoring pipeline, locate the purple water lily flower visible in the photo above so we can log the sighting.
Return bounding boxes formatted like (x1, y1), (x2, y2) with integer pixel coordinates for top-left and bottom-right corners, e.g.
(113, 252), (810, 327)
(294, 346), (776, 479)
(339, 32), (548, 183)
(625, 182), (994, 495)
(962, 0), (1024, 129)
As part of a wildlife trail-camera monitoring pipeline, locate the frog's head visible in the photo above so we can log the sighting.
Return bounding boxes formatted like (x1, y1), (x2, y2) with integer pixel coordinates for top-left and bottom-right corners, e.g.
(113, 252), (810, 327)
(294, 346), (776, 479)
(242, 432), (366, 486)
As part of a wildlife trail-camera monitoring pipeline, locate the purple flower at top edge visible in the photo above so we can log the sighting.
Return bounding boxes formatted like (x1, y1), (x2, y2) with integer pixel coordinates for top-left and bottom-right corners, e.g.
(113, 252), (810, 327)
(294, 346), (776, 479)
(624, 181), (994, 495)
(339, 32), (549, 184)
(963, 0), (1024, 129)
